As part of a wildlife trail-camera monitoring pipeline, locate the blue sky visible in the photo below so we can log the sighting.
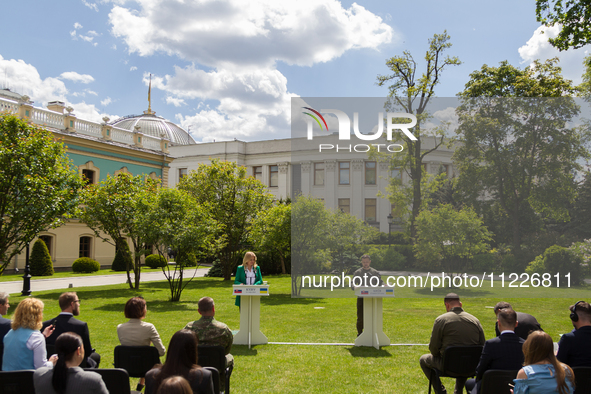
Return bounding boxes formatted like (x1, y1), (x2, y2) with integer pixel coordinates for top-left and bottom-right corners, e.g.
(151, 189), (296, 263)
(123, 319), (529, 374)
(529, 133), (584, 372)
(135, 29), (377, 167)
(1, 0), (589, 142)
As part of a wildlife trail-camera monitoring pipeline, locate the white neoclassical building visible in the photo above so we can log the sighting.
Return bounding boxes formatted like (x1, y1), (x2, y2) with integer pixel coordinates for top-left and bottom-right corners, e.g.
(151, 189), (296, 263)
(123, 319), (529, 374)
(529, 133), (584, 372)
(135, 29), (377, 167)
(169, 134), (457, 234)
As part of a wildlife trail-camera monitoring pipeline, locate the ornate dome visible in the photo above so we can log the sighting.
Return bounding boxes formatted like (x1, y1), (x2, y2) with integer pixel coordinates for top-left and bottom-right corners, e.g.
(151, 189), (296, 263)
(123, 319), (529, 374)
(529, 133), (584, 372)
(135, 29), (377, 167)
(110, 113), (196, 146)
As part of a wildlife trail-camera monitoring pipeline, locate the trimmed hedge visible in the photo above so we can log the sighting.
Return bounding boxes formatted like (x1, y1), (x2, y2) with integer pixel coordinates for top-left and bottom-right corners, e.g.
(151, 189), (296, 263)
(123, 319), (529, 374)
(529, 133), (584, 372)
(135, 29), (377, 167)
(72, 257), (100, 273)
(111, 242), (132, 271)
(30, 239), (54, 276)
(145, 254), (167, 269)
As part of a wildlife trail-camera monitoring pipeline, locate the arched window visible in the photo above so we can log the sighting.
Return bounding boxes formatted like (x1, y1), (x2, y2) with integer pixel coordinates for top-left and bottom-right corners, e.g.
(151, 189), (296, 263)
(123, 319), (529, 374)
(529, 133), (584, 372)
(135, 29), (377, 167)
(79, 161), (100, 185)
(39, 235), (53, 258)
(79, 236), (92, 258)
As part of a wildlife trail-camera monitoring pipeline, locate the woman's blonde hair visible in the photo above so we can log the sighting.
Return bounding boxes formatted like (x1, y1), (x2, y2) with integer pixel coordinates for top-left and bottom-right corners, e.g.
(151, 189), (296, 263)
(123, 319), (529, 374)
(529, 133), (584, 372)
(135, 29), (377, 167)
(12, 297), (44, 330)
(522, 331), (574, 394)
(242, 251), (258, 269)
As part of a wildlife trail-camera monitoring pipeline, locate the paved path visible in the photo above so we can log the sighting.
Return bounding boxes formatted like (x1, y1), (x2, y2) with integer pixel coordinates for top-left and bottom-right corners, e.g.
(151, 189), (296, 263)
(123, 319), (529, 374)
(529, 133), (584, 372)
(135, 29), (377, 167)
(0, 267), (210, 295)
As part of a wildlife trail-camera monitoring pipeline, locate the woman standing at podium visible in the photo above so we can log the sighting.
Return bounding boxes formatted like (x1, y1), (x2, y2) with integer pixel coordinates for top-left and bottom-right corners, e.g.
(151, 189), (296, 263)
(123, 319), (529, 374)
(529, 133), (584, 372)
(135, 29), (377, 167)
(234, 251), (263, 307)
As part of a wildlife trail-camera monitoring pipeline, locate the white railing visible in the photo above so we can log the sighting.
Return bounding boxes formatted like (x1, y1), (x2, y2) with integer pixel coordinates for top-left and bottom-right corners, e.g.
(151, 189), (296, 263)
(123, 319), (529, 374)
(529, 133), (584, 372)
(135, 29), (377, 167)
(0, 99), (19, 114)
(75, 118), (102, 137)
(30, 107), (64, 129)
(111, 126), (134, 144)
(0, 96), (166, 152)
(142, 134), (161, 150)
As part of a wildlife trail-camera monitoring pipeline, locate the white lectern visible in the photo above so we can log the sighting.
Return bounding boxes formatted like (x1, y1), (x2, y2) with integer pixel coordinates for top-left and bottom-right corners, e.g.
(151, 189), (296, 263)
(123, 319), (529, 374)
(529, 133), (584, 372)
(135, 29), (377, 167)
(232, 284), (269, 348)
(354, 286), (395, 349)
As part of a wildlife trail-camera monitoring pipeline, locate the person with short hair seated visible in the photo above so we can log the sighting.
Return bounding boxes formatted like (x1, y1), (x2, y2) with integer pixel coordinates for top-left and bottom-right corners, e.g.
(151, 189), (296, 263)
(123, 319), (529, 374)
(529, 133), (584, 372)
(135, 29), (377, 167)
(2, 297), (56, 371)
(145, 330), (214, 394)
(33, 332), (108, 394)
(156, 376), (193, 394)
(512, 331), (575, 394)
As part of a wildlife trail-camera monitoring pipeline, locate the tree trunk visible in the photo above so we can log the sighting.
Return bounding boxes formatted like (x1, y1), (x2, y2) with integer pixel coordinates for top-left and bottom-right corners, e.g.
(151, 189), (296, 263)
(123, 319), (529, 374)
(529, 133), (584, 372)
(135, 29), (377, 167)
(280, 255), (286, 275)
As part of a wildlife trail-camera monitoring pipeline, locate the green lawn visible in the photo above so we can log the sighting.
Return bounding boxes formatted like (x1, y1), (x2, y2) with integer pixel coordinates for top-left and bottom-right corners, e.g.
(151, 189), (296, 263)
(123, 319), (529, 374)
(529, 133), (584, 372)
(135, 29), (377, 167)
(3, 275), (585, 393)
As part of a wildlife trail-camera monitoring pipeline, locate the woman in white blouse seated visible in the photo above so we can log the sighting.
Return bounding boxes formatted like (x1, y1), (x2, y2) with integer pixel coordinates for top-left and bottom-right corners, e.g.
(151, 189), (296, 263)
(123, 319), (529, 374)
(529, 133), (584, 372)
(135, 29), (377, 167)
(2, 297), (57, 371)
(117, 296), (166, 391)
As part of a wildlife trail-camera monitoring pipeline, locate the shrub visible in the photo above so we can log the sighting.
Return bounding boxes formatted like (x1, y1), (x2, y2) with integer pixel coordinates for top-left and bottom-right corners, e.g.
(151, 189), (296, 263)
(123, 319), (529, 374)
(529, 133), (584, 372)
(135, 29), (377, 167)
(368, 247), (407, 271)
(525, 245), (584, 286)
(30, 239), (54, 276)
(205, 260), (223, 277)
(145, 254), (167, 269)
(472, 253), (495, 272)
(111, 243), (132, 271)
(72, 257), (100, 273)
(177, 251), (197, 267)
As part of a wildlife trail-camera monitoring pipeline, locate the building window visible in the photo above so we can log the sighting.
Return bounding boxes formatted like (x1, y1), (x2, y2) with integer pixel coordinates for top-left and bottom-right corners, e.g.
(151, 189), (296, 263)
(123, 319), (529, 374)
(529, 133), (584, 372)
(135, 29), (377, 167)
(365, 198), (377, 222)
(391, 168), (401, 181)
(365, 161), (376, 185)
(253, 166), (263, 182)
(82, 169), (95, 185)
(79, 237), (92, 258)
(439, 164), (450, 177)
(338, 198), (350, 214)
(339, 162), (350, 185)
(314, 163), (325, 186)
(39, 235), (53, 258)
(269, 165), (278, 187)
(179, 168), (187, 181)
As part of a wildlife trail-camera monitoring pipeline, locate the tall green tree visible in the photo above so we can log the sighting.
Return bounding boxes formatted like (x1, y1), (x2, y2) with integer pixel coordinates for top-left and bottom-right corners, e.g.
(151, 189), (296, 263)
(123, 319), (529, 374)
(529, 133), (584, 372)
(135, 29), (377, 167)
(0, 113), (83, 275)
(251, 203), (291, 275)
(415, 204), (492, 273)
(141, 188), (221, 301)
(376, 31), (461, 241)
(29, 238), (54, 276)
(536, 0), (591, 50)
(178, 160), (273, 280)
(291, 195), (330, 295)
(78, 173), (159, 289)
(455, 59), (588, 256)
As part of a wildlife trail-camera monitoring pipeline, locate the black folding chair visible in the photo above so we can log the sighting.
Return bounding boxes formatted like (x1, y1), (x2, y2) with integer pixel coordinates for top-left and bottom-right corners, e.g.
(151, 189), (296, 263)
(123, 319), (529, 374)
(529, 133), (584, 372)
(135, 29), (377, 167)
(85, 368), (130, 394)
(479, 369), (519, 394)
(0, 370), (35, 394)
(573, 366), (591, 394)
(203, 366), (221, 394)
(198, 345), (233, 394)
(114, 345), (161, 378)
(428, 345), (483, 394)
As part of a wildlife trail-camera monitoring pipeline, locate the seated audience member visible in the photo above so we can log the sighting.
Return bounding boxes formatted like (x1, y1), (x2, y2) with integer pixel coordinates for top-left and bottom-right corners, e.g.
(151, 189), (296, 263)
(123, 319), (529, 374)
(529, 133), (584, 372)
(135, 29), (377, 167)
(0, 292), (11, 342)
(118, 296), (166, 392)
(494, 301), (543, 340)
(33, 332), (108, 394)
(156, 376), (193, 394)
(2, 297), (56, 371)
(145, 330), (213, 394)
(513, 331), (574, 394)
(42, 292), (100, 368)
(185, 296), (233, 367)
(466, 308), (525, 394)
(557, 300), (591, 367)
(420, 293), (485, 394)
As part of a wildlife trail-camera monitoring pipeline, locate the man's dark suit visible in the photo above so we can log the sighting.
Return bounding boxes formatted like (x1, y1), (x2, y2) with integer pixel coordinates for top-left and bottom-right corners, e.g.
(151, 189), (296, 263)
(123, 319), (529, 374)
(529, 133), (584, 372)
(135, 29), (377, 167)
(467, 332), (525, 394)
(556, 326), (591, 367)
(495, 312), (542, 340)
(41, 313), (100, 367)
(0, 316), (11, 342)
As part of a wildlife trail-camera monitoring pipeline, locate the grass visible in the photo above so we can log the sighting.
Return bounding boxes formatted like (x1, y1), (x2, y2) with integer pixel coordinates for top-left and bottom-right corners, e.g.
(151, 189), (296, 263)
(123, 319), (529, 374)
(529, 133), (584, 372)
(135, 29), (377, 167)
(3, 275), (585, 393)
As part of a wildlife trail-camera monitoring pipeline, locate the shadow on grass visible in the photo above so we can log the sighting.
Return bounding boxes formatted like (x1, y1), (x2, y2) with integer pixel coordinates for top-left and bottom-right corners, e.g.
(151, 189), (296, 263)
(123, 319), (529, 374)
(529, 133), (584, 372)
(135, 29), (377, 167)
(260, 294), (317, 306)
(232, 346), (258, 356)
(413, 287), (493, 297)
(94, 300), (197, 313)
(346, 346), (392, 358)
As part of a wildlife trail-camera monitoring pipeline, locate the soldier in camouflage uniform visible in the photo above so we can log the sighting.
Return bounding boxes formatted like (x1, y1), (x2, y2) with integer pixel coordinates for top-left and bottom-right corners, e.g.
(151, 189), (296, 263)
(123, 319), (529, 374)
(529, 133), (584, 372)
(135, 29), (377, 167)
(185, 297), (234, 391)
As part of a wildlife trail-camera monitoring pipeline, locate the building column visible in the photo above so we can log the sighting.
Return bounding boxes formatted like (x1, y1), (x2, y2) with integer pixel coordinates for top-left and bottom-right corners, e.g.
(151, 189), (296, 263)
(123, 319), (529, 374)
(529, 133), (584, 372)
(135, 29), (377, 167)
(351, 159), (364, 219)
(278, 162), (289, 200)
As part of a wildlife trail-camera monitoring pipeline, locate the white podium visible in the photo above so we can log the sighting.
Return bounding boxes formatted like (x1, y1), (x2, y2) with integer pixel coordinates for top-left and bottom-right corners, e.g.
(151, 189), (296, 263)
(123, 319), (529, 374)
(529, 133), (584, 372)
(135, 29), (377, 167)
(232, 284), (269, 347)
(354, 286), (395, 349)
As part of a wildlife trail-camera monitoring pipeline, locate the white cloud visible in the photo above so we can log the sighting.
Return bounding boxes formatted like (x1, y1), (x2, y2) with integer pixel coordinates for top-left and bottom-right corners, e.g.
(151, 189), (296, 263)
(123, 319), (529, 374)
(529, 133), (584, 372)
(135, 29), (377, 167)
(166, 96), (185, 107)
(519, 25), (588, 84)
(87, 31), (99, 37)
(109, 0), (394, 69)
(74, 22), (83, 30)
(130, 66), (137, 71)
(82, 0), (99, 12)
(101, 97), (112, 106)
(59, 71), (95, 84)
(80, 35), (95, 43)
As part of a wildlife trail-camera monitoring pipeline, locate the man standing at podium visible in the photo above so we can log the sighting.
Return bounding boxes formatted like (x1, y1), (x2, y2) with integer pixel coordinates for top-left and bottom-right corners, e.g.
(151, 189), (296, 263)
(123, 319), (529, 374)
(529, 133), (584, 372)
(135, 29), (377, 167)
(352, 254), (383, 336)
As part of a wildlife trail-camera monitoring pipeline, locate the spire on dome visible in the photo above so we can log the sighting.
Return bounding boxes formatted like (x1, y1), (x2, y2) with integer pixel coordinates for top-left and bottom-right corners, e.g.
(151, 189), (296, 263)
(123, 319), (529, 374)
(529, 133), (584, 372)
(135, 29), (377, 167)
(143, 74), (155, 115)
